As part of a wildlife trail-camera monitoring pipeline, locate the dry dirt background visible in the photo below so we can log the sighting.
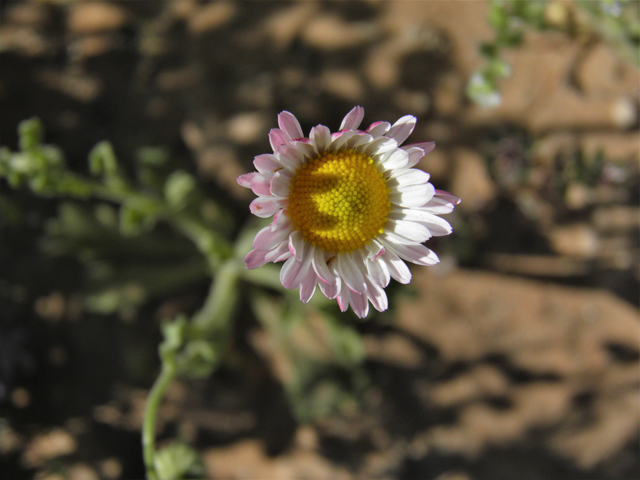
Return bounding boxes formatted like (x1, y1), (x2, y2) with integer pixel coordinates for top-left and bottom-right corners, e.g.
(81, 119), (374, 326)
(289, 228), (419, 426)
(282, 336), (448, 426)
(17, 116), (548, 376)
(0, 1), (638, 479)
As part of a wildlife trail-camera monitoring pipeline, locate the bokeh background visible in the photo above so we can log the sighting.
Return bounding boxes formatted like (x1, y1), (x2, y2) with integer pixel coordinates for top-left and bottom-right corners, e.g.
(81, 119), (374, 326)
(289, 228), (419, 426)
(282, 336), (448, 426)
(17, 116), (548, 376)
(1, 1), (638, 479)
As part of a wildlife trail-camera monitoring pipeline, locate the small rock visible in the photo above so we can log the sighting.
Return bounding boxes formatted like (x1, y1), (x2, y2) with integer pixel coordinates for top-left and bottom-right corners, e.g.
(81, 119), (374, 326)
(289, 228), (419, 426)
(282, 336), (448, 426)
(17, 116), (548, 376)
(394, 90), (431, 115)
(227, 112), (266, 144)
(68, 2), (128, 34)
(610, 96), (638, 130)
(302, 15), (378, 50)
(188, 1), (236, 33)
(264, 3), (318, 49)
(22, 429), (77, 468)
(564, 182), (593, 210)
(321, 70), (364, 101)
(450, 149), (496, 212)
(6, 2), (49, 26)
(549, 223), (599, 258)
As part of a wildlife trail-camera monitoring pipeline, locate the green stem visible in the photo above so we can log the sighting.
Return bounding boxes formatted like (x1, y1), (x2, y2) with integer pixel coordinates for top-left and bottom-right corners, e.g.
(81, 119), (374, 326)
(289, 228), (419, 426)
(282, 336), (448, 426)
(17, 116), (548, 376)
(143, 361), (177, 480)
(191, 258), (242, 334)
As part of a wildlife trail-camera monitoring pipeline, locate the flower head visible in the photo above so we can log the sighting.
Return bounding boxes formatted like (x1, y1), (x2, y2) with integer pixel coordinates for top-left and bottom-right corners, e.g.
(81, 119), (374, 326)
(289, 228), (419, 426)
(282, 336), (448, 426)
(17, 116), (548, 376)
(238, 107), (460, 318)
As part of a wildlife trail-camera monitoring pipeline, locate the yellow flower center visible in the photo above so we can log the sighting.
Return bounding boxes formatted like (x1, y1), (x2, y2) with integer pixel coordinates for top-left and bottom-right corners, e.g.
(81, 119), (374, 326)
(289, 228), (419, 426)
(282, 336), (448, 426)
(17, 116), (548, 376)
(288, 149), (390, 253)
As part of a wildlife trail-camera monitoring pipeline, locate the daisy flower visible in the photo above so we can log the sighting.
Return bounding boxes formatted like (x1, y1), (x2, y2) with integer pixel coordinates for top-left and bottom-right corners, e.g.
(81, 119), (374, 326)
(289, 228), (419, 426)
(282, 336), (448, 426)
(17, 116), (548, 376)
(237, 107), (460, 318)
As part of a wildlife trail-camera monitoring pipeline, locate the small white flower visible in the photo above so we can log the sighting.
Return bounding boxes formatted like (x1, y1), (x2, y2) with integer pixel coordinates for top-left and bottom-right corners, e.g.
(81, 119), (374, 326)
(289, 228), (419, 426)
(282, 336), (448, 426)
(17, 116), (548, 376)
(238, 107), (460, 318)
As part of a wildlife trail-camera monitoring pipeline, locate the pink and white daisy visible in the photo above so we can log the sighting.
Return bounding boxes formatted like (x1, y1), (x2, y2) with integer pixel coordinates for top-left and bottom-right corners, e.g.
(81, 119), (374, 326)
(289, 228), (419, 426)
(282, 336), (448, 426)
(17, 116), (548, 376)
(237, 107), (460, 318)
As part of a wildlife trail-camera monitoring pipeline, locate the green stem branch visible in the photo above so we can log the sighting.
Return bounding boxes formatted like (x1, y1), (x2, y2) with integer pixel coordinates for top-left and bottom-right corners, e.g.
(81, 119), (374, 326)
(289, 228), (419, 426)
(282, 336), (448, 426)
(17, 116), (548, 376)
(143, 362), (177, 480)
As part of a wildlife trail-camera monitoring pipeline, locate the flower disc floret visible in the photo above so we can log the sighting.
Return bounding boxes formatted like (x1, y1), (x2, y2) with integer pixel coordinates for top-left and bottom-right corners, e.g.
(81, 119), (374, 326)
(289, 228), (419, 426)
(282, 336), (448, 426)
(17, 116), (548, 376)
(288, 150), (390, 253)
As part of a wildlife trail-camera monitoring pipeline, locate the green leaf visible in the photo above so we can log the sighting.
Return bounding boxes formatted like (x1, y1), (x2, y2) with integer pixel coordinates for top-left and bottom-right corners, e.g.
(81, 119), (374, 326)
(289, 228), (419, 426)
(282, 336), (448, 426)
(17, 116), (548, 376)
(154, 442), (206, 480)
(18, 117), (43, 152)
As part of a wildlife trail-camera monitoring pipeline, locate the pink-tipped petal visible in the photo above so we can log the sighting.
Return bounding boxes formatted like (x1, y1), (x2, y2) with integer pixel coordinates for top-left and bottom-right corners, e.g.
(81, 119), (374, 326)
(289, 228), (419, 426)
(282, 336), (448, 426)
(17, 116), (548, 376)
(386, 242), (439, 266)
(364, 240), (385, 261)
(250, 197), (285, 218)
(312, 247), (335, 285)
(278, 111), (304, 140)
(288, 230), (307, 261)
(339, 106), (365, 131)
(366, 257), (390, 288)
(403, 147), (426, 169)
(299, 269), (318, 303)
(366, 121), (391, 137)
(269, 128), (291, 151)
(253, 154), (280, 173)
(244, 249), (268, 270)
(365, 280), (388, 312)
(270, 171), (292, 197)
(310, 125), (331, 153)
(250, 174), (271, 196)
(386, 115), (416, 145)
(265, 242), (292, 263)
(279, 256), (303, 289)
(237, 172), (258, 188)
(403, 141), (436, 156)
(380, 250), (412, 284)
(337, 252), (367, 294)
(335, 287), (349, 312)
(347, 289), (369, 318)
(434, 189), (461, 205)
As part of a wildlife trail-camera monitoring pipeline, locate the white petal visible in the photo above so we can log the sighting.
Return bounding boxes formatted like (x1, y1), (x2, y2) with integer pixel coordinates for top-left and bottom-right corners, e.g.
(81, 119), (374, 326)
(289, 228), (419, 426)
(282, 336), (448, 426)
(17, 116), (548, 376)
(329, 130), (357, 151)
(275, 145), (304, 172)
(270, 171), (292, 197)
(420, 195), (458, 215)
(365, 280), (388, 312)
(361, 136), (397, 156)
(279, 256), (302, 289)
(319, 265), (341, 299)
(345, 133), (373, 150)
(278, 111), (304, 140)
(253, 154), (280, 173)
(299, 268), (318, 303)
(366, 257), (390, 287)
(291, 141), (316, 160)
(385, 115), (416, 145)
(366, 121), (391, 137)
(403, 147), (426, 169)
(389, 183), (435, 207)
(310, 125), (331, 153)
(253, 221), (292, 250)
(363, 239), (385, 260)
(385, 242), (439, 266)
(312, 247), (335, 285)
(403, 141), (436, 156)
(250, 197), (286, 218)
(380, 250), (411, 284)
(339, 106), (365, 131)
(291, 252), (314, 289)
(347, 289), (369, 318)
(387, 169), (430, 189)
(288, 230), (307, 261)
(378, 149), (409, 170)
(337, 252), (367, 294)
(387, 219), (432, 243)
(390, 209), (452, 236)
(335, 287), (349, 312)
(265, 242), (292, 263)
